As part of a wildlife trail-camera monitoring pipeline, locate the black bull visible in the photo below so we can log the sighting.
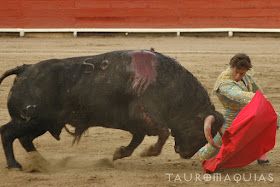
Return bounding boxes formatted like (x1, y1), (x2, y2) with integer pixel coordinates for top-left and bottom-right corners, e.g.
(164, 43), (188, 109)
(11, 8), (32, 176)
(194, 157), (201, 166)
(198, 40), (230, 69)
(0, 50), (224, 169)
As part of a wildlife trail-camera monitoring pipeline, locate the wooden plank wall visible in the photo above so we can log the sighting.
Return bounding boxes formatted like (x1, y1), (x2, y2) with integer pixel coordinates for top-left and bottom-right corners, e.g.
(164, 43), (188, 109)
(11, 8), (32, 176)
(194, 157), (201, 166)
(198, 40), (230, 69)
(1, 0), (280, 28)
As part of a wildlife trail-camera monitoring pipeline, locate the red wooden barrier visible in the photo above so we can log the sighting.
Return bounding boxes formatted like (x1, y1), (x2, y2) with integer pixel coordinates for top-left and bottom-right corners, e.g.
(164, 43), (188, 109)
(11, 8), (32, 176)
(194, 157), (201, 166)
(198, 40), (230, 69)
(1, 0), (280, 28)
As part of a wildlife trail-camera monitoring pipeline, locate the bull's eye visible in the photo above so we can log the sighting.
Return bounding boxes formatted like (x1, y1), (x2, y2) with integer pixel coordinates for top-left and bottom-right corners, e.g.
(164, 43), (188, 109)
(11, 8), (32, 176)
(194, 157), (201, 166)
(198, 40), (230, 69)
(100, 60), (110, 70)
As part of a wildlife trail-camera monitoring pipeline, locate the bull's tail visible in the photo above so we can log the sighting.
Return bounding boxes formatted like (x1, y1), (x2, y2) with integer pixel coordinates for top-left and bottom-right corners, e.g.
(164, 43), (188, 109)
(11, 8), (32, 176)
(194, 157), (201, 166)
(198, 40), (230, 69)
(0, 64), (30, 85)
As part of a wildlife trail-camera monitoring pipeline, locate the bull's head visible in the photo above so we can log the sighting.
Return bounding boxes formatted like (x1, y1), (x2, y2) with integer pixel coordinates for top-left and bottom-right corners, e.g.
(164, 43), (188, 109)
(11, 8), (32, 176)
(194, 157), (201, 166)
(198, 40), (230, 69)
(172, 110), (224, 159)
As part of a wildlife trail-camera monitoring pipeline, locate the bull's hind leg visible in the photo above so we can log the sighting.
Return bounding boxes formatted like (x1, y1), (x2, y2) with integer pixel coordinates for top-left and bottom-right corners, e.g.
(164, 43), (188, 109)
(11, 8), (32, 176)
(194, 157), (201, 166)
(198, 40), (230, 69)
(140, 126), (170, 157)
(113, 133), (145, 161)
(0, 121), (47, 169)
(0, 121), (22, 169)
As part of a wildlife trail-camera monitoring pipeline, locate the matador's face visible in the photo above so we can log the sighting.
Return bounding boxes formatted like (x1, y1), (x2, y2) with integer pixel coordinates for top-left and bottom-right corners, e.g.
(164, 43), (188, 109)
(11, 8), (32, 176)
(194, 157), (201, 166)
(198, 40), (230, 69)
(231, 67), (248, 82)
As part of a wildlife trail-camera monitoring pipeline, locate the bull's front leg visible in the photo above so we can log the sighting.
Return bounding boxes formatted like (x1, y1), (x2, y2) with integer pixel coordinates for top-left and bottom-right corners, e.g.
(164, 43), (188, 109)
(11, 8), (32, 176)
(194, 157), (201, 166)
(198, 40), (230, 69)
(113, 133), (145, 161)
(140, 127), (170, 157)
(0, 122), (22, 169)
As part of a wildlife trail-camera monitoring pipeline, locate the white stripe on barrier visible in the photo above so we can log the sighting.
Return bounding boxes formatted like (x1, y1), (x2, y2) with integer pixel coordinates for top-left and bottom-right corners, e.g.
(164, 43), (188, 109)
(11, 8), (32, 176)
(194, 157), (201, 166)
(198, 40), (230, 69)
(1, 28), (280, 37)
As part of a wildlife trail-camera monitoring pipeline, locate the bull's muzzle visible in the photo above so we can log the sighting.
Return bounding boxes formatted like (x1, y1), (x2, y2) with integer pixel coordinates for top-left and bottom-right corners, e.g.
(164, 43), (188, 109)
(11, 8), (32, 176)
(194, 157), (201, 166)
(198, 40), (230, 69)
(174, 145), (192, 159)
(179, 152), (192, 159)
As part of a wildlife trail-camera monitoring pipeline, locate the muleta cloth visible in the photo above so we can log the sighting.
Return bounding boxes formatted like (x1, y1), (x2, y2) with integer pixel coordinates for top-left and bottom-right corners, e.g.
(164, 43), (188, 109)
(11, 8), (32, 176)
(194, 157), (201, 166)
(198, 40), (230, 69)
(202, 90), (277, 173)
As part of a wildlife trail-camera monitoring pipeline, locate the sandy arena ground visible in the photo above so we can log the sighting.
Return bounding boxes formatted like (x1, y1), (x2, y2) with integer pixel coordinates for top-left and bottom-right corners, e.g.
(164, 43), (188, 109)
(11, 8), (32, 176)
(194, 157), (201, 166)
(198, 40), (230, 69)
(0, 36), (279, 187)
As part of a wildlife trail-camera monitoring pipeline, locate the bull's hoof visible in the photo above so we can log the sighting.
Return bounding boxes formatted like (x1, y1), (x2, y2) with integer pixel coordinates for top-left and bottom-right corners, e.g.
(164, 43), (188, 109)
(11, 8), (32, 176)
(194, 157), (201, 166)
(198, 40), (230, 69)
(140, 145), (160, 157)
(7, 161), (22, 170)
(113, 146), (130, 161)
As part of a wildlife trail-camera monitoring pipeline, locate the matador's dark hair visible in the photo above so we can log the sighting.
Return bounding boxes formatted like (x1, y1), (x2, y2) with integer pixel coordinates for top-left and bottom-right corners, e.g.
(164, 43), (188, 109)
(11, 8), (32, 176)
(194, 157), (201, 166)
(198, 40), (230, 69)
(229, 53), (252, 70)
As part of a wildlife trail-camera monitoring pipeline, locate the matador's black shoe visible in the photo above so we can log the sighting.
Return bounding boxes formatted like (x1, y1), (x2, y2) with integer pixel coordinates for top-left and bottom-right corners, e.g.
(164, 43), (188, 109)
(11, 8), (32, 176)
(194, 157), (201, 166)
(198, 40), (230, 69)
(257, 159), (271, 166)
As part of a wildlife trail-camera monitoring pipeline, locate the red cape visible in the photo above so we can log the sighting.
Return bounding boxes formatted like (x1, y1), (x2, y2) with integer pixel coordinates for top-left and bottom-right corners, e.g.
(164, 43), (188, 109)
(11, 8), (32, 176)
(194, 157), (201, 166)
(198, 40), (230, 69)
(202, 90), (277, 173)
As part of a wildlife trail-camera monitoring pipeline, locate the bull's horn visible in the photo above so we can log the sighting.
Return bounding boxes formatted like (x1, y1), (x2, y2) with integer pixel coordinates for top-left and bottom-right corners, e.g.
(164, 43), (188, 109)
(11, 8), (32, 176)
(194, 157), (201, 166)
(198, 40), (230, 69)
(204, 115), (221, 149)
